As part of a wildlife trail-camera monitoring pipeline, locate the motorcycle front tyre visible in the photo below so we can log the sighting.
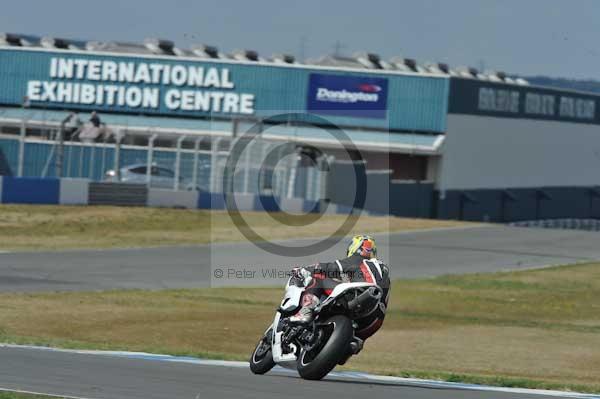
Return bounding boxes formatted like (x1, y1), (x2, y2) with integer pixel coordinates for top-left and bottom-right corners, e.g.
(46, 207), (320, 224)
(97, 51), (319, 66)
(250, 328), (276, 375)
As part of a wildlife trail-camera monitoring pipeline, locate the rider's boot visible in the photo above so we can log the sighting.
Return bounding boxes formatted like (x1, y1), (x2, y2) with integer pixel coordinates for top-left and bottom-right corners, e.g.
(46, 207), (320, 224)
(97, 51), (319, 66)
(350, 336), (364, 354)
(289, 293), (319, 324)
(338, 336), (364, 365)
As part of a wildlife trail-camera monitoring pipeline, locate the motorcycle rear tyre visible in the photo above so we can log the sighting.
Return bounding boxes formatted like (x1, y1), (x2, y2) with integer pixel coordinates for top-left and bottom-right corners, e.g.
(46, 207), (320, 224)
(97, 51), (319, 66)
(297, 315), (353, 380)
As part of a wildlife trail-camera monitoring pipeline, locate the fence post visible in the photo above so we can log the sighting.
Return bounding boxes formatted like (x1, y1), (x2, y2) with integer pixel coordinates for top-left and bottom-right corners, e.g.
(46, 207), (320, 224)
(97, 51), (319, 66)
(89, 142), (96, 180)
(276, 144), (287, 199)
(243, 140), (255, 194)
(56, 126), (65, 178)
(258, 142), (271, 195)
(114, 130), (123, 181)
(78, 142), (85, 178)
(174, 135), (187, 190)
(306, 163), (315, 201)
(286, 146), (300, 199)
(192, 136), (202, 191)
(146, 133), (158, 188)
(41, 129), (58, 178)
(210, 137), (222, 193)
(17, 118), (27, 177)
(99, 134), (108, 180)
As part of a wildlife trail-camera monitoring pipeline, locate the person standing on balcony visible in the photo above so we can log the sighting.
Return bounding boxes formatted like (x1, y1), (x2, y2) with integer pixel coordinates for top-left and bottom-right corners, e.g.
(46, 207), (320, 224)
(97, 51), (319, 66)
(63, 112), (82, 141)
(80, 111), (103, 143)
(90, 111), (101, 128)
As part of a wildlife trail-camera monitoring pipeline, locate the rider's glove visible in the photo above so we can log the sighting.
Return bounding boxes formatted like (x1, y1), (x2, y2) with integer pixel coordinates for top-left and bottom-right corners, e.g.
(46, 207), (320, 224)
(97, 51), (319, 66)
(291, 267), (313, 287)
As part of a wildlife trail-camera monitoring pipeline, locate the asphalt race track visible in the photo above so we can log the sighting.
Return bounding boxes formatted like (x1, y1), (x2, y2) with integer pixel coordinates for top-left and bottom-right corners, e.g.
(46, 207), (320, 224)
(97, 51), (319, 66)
(1, 225), (600, 291)
(2, 225), (600, 398)
(0, 345), (583, 399)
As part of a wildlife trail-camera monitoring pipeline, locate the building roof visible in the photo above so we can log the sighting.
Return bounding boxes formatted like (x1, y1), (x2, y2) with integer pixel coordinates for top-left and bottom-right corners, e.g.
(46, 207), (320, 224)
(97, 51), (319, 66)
(0, 32), (527, 85)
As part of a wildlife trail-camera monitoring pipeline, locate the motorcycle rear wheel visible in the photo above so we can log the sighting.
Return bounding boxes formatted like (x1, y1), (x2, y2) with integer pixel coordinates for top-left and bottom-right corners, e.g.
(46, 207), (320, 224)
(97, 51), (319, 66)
(250, 328), (275, 375)
(297, 315), (353, 380)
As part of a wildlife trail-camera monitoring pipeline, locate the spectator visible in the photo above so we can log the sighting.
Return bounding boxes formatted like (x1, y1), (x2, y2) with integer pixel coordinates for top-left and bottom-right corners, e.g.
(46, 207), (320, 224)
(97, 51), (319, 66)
(90, 111), (101, 128)
(62, 112), (82, 141)
(79, 111), (102, 143)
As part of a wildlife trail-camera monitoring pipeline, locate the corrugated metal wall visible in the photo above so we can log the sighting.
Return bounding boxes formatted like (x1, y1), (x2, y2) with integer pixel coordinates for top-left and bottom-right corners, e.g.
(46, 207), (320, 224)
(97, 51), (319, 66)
(0, 48), (449, 133)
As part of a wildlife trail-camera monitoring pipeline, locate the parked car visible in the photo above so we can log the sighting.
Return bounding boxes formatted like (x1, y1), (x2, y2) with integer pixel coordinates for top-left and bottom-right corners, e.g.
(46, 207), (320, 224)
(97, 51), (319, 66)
(104, 163), (209, 191)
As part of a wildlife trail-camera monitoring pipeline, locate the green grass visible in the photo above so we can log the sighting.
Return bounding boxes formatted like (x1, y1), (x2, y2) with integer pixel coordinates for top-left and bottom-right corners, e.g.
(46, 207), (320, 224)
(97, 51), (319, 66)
(0, 204), (468, 251)
(0, 263), (599, 393)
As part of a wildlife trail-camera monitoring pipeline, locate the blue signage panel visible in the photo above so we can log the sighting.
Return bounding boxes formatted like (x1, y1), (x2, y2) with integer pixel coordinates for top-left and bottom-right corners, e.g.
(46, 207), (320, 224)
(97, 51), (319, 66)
(0, 48), (449, 133)
(306, 73), (388, 119)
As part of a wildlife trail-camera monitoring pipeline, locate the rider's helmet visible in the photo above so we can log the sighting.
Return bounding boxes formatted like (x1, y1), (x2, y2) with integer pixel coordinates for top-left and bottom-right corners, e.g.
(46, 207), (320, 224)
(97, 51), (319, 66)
(346, 235), (377, 259)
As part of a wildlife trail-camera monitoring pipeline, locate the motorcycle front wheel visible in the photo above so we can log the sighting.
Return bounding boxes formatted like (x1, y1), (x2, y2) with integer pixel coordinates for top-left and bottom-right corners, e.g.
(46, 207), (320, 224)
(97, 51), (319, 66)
(297, 315), (353, 380)
(249, 328), (275, 375)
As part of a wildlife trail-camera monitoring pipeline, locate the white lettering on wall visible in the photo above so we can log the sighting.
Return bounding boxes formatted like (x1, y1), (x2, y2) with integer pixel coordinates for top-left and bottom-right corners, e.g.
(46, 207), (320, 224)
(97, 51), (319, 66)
(525, 93), (555, 116)
(477, 86), (596, 121)
(29, 57), (254, 115)
(478, 88), (520, 113)
(560, 96), (595, 119)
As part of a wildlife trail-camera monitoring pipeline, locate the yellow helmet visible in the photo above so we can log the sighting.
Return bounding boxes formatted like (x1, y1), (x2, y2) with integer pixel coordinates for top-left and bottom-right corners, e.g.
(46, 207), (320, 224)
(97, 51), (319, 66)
(346, 235), (377, 259)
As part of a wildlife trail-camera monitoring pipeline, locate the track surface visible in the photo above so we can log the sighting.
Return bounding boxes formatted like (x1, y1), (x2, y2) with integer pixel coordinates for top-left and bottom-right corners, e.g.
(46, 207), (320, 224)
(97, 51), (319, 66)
(1, 226), (599, 398)
(0, 346), (573, 399)
(1, 225), (600, 292)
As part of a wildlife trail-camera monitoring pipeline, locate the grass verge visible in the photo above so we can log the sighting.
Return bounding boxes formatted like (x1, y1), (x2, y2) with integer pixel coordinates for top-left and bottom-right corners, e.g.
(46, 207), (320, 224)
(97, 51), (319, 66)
(1, 263), (599, 393)
(0, 204), (468, 251)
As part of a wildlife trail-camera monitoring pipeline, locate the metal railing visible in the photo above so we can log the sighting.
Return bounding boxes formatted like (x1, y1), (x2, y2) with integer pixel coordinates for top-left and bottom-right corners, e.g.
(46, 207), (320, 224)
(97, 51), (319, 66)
(0, 116), (326, 201)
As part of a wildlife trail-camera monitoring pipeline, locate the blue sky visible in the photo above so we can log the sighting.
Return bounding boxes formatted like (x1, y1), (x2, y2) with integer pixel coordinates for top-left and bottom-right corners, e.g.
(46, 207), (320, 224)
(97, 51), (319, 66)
(1, 0), (598, 79)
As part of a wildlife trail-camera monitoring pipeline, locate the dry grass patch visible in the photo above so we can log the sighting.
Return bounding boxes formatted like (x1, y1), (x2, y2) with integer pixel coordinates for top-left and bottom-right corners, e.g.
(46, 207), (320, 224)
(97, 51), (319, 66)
(0, 204), (468, 251)
(2, 263), (598, 392)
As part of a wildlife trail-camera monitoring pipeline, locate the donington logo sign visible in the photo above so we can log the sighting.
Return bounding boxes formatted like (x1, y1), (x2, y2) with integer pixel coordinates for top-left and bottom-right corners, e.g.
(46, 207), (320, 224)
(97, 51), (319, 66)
(307, 73), (388, 119)
(25, 57), (256, 114)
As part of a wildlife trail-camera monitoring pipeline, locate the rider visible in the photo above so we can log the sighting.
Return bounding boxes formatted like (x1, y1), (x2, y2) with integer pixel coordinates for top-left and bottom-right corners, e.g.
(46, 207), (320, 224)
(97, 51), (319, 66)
(290, 235), (390, 343)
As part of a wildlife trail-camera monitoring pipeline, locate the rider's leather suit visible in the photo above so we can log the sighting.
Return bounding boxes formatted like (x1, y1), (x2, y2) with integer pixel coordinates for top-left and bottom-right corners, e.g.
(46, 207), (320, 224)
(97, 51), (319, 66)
(296, 254), (390, 340)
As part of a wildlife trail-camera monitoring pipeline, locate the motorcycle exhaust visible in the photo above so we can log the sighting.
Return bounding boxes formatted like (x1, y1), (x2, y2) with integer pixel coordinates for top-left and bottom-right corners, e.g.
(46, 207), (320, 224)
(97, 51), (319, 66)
(347, 287), (382, 311)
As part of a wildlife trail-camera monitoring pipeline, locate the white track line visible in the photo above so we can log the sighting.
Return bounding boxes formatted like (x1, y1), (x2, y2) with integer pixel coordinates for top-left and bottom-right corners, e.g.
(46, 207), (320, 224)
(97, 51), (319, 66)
(1, 344), (599, 398)
(0, 387), (99, 399)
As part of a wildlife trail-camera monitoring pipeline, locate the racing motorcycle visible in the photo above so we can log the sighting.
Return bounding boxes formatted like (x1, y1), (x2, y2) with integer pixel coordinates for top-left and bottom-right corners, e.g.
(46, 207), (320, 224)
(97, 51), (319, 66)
(249, 276), (383, 380)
